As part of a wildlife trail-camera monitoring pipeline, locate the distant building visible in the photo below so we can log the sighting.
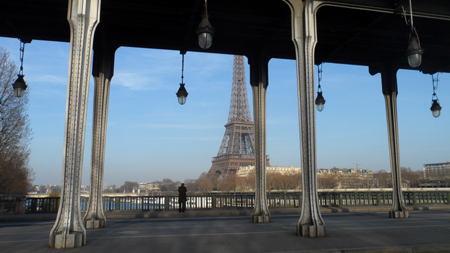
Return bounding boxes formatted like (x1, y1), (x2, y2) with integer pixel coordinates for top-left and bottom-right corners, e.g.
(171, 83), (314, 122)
(423, 160), (450, 178)
(318, 168), (330, 174)
(45, 184), (60, 194)
(357, 169), (372, 174)
(318, 168), (372, 175)
(80, 185), (90, 194)
(237, 165), (301, 177)
(138, 182), (160, 192)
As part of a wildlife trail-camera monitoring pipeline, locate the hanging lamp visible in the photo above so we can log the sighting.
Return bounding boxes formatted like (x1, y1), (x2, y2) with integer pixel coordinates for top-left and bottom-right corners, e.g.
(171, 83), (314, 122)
(315, 64), (326, 112)
(176, 52), (188, 105)
(12, 39), (29, 97)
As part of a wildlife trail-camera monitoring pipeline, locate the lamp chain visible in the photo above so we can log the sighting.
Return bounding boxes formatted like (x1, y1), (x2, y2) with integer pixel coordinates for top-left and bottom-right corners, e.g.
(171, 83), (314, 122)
(409, 0), (414, 30)
(181, 53), (185, 84)
(432, 73), (439, 100)
(204, 0), (209, 24)
(401, 0), (414, 29)
(317, 63), (323, 92)
(19, 40), (25, 76)
(403, 0), (420, 45)
(408, 0), (421, 46)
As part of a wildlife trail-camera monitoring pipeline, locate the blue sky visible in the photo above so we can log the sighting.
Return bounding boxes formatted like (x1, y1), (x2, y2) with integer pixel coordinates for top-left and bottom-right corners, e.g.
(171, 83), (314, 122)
(0, 37), (449, 186)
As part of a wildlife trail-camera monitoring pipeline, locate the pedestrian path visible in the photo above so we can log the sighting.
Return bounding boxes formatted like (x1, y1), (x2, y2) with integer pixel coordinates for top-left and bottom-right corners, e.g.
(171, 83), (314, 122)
(1, 209), (450, 253)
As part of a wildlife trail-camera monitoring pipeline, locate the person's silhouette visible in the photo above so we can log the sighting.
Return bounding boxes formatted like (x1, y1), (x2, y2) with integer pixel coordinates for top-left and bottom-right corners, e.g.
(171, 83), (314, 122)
(178, 183), (187, 212)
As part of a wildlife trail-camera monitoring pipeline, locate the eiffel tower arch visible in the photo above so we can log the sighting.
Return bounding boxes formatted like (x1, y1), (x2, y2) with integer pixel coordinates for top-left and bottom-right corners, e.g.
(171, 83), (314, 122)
(208, 55), (270, 177)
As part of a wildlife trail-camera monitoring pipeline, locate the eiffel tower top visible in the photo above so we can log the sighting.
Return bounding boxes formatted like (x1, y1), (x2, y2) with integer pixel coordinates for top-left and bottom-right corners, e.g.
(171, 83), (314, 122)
(227, 55), (252, 124)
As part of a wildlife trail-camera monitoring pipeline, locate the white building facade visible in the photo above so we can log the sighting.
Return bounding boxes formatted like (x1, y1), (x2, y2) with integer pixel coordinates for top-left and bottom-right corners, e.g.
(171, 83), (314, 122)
(423, 160), (450, 178)
(237, 165), (301, 177)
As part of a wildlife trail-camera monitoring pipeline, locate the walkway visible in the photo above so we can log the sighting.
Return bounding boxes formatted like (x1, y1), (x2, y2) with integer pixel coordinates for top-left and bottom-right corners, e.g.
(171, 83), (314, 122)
(1, 206), (450, 252)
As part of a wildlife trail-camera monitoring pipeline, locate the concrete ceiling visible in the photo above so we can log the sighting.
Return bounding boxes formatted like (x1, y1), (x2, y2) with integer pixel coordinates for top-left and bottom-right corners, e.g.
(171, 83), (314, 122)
(1, 0), (449, 72)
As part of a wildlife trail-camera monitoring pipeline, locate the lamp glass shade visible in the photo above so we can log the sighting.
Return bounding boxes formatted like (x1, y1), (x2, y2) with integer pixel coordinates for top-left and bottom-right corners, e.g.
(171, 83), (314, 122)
(316, 103), (324, 112)
(176, 83), (188, 105)
(198, 33), (213, 50)
(430, 100), (442, 118)
(12, 74), (27, 98)
(178, 96), (187, 105)
(196, 17), (215, 50)
(432, 109), (441, 118)
(408, 54), (422, 68)
(14, 88), (25, 98)
(406, 37), (424, 68)
(315, 92), (326, 112)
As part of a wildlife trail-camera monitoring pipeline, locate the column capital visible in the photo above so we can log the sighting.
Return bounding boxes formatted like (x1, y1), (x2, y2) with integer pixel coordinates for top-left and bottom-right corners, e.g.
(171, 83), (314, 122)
(247, 52), (270, 89)
(369, 63), (399, 95)
(92, 30), (119, 79)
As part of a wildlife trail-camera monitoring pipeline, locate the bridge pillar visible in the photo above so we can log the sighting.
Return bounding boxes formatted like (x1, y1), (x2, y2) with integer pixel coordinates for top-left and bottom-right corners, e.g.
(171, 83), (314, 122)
(83, 31), (117, 229)
(283, 0), (326, 237)
(49, 0), (101, 249)
(369, 64), (409, 219)
(249, 53), (271, 223)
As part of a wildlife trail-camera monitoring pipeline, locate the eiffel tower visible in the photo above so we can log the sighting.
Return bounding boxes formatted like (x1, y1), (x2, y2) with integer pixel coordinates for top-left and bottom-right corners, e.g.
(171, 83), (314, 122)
(208, 55), (270, 176)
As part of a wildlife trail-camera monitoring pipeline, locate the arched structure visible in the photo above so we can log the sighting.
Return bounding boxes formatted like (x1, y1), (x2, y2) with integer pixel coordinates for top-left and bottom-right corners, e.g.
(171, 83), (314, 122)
(1, 0), (450, 247)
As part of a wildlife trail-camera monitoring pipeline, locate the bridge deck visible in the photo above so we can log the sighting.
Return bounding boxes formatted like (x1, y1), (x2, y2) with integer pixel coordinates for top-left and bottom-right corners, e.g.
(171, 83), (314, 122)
(1, 207), (449, 252)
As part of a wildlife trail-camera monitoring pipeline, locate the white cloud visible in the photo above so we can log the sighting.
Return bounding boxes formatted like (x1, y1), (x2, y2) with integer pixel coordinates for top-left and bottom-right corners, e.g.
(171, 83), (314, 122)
(113, 72), (167, 91)
(30, 74), (67, 85)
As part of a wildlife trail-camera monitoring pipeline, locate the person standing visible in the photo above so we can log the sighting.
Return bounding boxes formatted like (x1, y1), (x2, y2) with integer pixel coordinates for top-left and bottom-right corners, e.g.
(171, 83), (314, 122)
(178, 183), (187, 212)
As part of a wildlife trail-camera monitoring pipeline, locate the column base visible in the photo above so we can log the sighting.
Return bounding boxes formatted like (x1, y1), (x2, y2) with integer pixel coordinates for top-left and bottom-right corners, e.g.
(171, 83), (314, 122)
(389, 210), (409, 218)
(85, 218), (106, 229)
(297, 224), (326, 237)
(50, 231), (84, 249)
(251, 214), (271, 223)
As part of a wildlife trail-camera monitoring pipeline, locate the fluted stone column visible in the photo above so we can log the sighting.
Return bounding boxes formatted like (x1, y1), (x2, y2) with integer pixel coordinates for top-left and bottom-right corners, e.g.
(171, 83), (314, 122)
(369, 65), (409, 219)
(249, 54), (271, 223)
(283, 0), (326, 237)
(83, 33), (117, 229)
(49, 0), (101, 249)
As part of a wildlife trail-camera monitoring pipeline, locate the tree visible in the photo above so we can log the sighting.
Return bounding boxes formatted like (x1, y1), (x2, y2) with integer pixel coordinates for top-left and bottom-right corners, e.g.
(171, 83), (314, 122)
(195, 176), (213, 193)
(157, 178), (179, 192)
(104, 184), (118, 193)
(217, 174), (239, 192)
(318, 173), (338, 189)
(292, 172), (302, 190)
(374, 170), (392, 188)
(0, 47), (33, 195)
(183, 179), (196, 191)
(401, 167), (422, 188)
(266, 172), (276, 191)
(38, 185), (47, 194)
(118, 181), (139, 193)
(244, 171), (255, 190)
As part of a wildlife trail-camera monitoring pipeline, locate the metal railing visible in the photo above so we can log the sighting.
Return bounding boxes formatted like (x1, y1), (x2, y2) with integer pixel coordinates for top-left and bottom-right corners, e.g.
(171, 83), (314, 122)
(22, 191), (450, 213)
(25, 197), (60, 213)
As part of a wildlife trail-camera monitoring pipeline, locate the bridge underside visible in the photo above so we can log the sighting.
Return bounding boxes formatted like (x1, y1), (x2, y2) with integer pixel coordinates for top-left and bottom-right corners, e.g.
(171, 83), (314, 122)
(1, 0), (450, 72)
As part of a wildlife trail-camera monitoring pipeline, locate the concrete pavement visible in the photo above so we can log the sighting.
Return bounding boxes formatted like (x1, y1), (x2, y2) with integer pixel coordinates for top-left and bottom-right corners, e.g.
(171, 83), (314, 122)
(1, 206), (450, 252)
